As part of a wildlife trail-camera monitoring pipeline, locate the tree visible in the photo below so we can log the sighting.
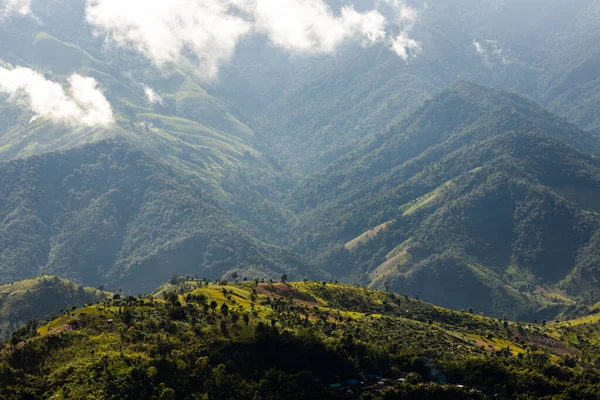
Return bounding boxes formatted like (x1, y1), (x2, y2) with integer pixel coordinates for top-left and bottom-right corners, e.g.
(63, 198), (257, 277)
(231, 313), (239, 325)
(196, 356), (210, 372)
(210, 300), (218, 315)
(468, 307), (474, 314)
(221, 303), (229, 317)
(243, 313), (250, 326)
(123, 308), (134, 326)
(281, 274), (288, 284)
(160, 388), (175, 400)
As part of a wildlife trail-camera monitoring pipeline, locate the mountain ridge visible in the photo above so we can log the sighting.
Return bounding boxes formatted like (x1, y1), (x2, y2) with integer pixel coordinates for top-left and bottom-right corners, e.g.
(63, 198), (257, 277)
(0, 139), (322, 292)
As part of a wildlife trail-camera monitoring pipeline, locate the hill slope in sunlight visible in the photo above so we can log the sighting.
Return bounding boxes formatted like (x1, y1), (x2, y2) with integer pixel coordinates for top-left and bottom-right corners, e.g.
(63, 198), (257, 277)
(1, 281), (599, 399)
(0, 276), (109, 339)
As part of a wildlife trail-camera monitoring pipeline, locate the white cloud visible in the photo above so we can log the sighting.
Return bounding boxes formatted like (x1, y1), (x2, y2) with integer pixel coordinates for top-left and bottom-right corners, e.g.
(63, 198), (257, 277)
(241, 0), (387, 53)
(391, 31), (421, 60)
(0, 66), (114, 127)
(142, 84), (163, 105)
(379, 0), (423, 61)
(381, 0), (418, 25)
(0, 0), (31, 17)
(86, 0), (251, 78)
(85, 0), (422, 77)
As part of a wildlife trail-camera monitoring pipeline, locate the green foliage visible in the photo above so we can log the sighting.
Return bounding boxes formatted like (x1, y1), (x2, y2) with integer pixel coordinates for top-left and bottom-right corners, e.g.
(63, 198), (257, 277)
(289, 82), (600, 319)
(0, 141), (320, 293)
(0, 276), (108, 339)
(1, 282), (599, 399)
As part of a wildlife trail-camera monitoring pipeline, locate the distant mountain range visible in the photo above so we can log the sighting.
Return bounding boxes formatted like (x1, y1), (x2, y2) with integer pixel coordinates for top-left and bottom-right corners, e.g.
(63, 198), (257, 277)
(0, 141), (320, 293)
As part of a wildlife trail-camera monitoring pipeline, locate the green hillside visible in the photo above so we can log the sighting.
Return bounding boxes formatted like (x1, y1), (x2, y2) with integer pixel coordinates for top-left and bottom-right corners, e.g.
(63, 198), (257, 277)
(0, 25), (290, 241)
(2, 281), (599, 399)
(288, 82), (600, 319)
(0, 140), (320, 293)
(0, 276), (109, 339)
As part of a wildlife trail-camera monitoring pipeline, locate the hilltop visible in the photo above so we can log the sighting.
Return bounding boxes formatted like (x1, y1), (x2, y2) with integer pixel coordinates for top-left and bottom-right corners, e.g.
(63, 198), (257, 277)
(0, 276), (109, 339)
(1, 281), (600, 399)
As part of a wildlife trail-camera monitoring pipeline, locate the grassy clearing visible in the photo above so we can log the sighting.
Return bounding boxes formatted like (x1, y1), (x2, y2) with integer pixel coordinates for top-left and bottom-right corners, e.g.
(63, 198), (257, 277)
(345, 221), (392, 250)
(401, 180), (457, 216)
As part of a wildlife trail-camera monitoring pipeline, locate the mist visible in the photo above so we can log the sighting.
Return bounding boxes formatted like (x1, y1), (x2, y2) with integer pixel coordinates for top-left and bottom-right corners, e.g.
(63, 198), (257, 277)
(0, 66), (113, 127)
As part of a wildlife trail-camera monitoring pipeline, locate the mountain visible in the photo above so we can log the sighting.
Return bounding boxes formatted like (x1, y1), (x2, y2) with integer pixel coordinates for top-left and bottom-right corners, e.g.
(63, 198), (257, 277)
(0, 140), (321, 293)
(291, 81), (600, 219)
(0, 276), (109, 338)
(2, 281), (599, 399)
(246, 0), (600, 172)
(2, 0), (600, 324)
(288, 82), (600, 318)
(538, 1), (600, 133)
(0, 3), (293, 243)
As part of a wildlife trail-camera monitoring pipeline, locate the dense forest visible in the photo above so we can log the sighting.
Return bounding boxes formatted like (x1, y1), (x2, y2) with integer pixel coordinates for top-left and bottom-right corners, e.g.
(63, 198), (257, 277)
(285, 82), (600, 318)
(0, 140), (320, 292)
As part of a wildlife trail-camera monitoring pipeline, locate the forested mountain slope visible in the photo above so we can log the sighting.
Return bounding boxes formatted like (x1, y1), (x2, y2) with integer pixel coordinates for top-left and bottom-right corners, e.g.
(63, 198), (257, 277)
(0, 3), (293, 242)
(247, 0), (600, 171)
(287, 82), (600, 318)
(2, 281), (600, 399)
(293, 81), (600, 246)
(0, 140), (319, 292)
(1, 0), (600, 325)
(538, 1), (600, 133)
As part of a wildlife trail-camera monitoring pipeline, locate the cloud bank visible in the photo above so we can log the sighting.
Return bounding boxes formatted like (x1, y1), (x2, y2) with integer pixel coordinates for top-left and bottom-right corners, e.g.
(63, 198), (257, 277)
(240, 0), (387, 53)
(85, 0), (422, 77)
(381, 0), (423, 59)
(0, 67), (114, 127)
(0, 0), (31, 17)
(391, 31), (421, 60)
